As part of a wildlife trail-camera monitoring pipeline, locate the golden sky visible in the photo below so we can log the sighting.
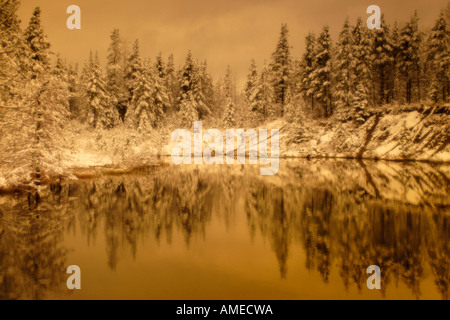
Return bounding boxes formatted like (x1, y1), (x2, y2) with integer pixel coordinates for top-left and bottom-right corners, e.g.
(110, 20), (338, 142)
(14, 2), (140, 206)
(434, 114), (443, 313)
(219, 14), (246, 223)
(18, 0), (449, 87)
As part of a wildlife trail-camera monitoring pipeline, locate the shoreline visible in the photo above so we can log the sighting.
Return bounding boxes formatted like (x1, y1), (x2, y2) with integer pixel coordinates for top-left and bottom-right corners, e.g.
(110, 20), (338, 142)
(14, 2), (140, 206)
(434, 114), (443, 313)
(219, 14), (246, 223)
(1, 155), (448, 194)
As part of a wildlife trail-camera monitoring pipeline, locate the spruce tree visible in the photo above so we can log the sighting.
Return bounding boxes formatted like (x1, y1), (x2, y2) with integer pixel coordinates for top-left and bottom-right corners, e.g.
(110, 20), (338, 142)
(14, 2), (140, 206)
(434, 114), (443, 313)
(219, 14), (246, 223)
(151, 61), (169, 122)
(127, 60), (155, 131)
(86, 52), (118, 129)
(0, 0), (25, 104)
(178, 51), (195, 106)
(398, 11), (422, 104)
(250, 63), (274, 121)
(178, 52), (199, 126)
(334, 18), (354, 111)
(245, 59), (258, 103)
(223, 66), (235, 127)
(270, 24), (291, 115)
(390, 21), (401, 103)
(300, 33), (316, 110)
(311, 26), (333, 116)
(23, 7), (51, 77)
(371, 15), (394, 105)
(165, 54), (179, 112)
(428, 11), (450, 103)
(192, 60), (212, 119)
(2, 5), (70, 186)
(106, 29), (127, 121)
(125, 39), (142, 113)
(352, 17), (373, 107)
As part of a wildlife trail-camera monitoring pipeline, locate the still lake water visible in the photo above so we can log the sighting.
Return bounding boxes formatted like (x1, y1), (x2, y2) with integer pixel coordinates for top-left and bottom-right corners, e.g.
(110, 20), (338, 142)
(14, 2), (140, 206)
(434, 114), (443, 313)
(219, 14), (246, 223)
(0, 159), (448, 300)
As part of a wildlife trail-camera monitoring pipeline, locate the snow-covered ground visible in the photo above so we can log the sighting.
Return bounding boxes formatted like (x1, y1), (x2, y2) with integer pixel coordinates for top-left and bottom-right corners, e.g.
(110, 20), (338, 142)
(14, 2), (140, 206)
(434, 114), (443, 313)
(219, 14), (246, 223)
(281, 105), (450, 162)
(0, 105), (448, 190)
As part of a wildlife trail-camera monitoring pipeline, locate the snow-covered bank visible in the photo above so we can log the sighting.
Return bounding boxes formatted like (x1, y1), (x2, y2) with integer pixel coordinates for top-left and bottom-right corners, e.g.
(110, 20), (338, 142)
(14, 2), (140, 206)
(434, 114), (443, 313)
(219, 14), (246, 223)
(281, 105), (450, 162)
(1, 105), (449, 191)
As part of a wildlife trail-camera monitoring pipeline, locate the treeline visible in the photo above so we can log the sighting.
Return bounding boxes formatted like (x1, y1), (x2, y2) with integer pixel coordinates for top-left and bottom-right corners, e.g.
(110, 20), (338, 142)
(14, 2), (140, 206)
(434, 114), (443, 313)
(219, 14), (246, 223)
(246, 10), (450, 122)
(1, 1), (450, 136)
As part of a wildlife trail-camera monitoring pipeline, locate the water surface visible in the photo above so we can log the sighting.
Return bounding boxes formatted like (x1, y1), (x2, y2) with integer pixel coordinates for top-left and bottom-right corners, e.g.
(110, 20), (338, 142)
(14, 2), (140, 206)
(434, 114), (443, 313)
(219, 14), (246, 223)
(0, 159), (448, 300)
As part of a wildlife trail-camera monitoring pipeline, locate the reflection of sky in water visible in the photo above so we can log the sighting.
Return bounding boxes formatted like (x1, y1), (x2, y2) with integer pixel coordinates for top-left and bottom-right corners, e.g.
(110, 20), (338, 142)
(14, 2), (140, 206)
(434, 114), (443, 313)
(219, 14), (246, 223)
(0, 159), (448, 300)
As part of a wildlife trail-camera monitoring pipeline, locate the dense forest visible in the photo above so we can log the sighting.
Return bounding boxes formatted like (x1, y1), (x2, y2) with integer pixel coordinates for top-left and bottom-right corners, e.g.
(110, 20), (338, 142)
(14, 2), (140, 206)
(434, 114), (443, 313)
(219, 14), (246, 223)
(0, 0), (449, 187)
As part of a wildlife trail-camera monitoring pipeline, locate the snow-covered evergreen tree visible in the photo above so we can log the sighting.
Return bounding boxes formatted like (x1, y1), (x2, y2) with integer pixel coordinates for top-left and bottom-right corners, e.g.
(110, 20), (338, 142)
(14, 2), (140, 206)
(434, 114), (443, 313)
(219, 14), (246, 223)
(311, 26), (333, 116)
(352, 83), (369, 124)
(245, 59), (258, 103)
(86, 52), (118, 129)
(154, 53), (165, 79)
(223, 66), (235, 127)
(390, 21), (402, 103)
(23, 7), (51, 77)
(352, 17), (373, 108)
(192, 60), (212, 119)
(165, 54), (179, 113)
(178, 51), (195, 106)
(179, 92), (199, 127)
(1, 5), (70, 186)
(0, 0), (26, 104)
(106, 29), (127, 121)
(125, 39), (142, 114)
(178, 51), (211, 121)
(334, 18), (354, 111)
(428, 11), (450, 103)
(300, 33), (316, 110)
(126, 60), (156, 131)
(270, 23), (291, 114)
(250, 63), (274, 121)
(151, 60), (169, 123)
(371, 15), (394, 105)
(398, 11), (422, 104)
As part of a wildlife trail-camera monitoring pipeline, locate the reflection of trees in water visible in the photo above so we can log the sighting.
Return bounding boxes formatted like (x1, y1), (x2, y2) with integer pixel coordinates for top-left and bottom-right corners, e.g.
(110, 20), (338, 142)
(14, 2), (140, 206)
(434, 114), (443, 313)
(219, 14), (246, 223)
(69, 168), (237, 270)
(244, 160), (449, 299)
(0, 160), (448, 299)
(246, 184), (289, 278)
(0, 188), (73, 299)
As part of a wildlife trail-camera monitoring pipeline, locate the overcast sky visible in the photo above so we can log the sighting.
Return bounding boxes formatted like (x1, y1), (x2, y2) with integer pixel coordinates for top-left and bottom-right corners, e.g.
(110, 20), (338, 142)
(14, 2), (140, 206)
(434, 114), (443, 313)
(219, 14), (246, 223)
(18, 0), (449, 88)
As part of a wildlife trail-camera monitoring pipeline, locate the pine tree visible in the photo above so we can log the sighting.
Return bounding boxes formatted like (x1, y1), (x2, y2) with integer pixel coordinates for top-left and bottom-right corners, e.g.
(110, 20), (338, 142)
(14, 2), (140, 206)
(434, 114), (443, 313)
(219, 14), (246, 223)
(300, 33), (316, 110)
(311, 26), (333, 116)
(428, 11), (450, 103)
(178, 51), (195, 106)
(223, 66), (235, 126)
(192, 59), (212, 119)
(154, 53), (165, 79)
(67, 62), (82, 117)
(52, 56), (70, 105)
(270, 23), (291, 114)
(334, 18), (354, 111)
(250, 63), (274, 121)
(0, 0), (25, 104)
(353, 83), (369, 124)
(283, 86), (299, 123)
(371, 15), (394, 105)
(390, 21), (402, 103)
(245, 59), (258, 103)
(165, 54), (179, 113)
(179, 92), (198, 127)
(352, 17), (373, 108)
(398, 11), (422, 104)
(106, 29), (127, 121)
(23, 7), (51, 77)
(86, 52), (118, 129)
(126, 61), (155, 131)
(178, 51), (211, 121)
(151, 61), (169, 123)
(199, 60), (215, 116)
(125, 39), (142, 113)
(1, 5), (70, 186)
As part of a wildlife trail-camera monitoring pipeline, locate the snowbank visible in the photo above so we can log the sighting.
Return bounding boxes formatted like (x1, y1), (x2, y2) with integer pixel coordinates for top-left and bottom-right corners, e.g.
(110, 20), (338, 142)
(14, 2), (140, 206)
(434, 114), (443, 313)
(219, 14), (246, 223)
(280, 105), (450, 162)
